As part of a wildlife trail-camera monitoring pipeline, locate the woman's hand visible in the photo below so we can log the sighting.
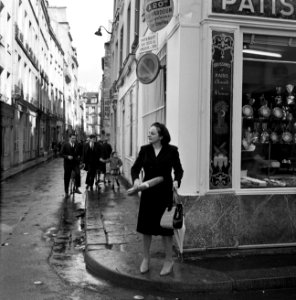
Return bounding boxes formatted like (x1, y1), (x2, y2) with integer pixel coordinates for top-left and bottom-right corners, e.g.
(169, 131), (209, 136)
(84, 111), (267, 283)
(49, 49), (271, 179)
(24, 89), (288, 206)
(173, 180), (179, 191)
(133, 178), (141, 189)
(127, 179), (141, 196)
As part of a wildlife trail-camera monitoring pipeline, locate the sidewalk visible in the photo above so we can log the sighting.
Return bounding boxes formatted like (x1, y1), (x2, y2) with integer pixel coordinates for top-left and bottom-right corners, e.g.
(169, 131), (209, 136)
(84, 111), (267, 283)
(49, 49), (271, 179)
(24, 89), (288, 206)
(84, 179), (296, 295)
(1, 154), (53, 182)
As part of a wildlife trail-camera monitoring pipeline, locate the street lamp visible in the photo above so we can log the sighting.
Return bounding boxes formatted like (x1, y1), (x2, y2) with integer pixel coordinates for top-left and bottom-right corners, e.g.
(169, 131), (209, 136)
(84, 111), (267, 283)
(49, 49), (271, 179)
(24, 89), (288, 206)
(94, 26), (112, 36)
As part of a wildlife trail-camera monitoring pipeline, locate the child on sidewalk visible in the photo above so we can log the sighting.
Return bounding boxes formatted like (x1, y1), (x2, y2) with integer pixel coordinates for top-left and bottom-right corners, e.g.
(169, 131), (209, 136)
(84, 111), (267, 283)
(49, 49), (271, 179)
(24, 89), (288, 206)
(109, 151), (123, 189)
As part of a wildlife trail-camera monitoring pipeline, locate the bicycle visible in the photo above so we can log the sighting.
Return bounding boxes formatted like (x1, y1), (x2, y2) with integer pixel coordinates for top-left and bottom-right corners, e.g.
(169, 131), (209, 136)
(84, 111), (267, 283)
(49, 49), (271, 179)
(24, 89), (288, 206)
(69, 169), (77, 199)
(69, 163), (84, 200)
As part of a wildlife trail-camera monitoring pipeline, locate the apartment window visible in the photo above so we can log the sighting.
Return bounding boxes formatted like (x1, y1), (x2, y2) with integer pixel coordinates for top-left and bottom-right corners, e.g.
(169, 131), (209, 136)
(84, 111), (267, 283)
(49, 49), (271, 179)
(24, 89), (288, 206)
(133, 0), (140, 49)
(142, 47), (167, 142)
(115, 41), (119, 76)
(126, 3), (131, 55)
(129, 90), (133, 156)
(119, 27), (124, 68)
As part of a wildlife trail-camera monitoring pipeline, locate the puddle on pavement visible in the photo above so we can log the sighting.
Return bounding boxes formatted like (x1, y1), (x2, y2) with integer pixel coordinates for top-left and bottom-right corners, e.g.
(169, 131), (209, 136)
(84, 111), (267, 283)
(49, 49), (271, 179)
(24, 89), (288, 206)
(48, 187), (206, 300)
(49, 194), (107, 289)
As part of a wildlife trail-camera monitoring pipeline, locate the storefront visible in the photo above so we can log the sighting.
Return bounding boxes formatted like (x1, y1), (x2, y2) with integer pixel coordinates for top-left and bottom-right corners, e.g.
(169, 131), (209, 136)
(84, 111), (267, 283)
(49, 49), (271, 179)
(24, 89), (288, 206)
(163, 0), (296, 250)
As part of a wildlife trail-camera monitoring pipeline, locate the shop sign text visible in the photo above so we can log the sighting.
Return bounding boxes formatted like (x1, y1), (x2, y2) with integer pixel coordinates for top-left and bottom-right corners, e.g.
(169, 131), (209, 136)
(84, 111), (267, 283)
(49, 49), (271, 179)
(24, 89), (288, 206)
(139, 33), (158, 54)
(145, 0), (174, 32)
(210, 32), (234, 190)
(212, 0), (296, 20)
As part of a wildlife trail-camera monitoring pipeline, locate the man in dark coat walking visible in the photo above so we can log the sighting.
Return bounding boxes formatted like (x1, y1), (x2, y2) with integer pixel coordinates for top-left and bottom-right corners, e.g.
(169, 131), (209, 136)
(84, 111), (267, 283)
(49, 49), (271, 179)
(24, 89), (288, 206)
(83, 134), (101, 190)
(60, 133), (82, 197)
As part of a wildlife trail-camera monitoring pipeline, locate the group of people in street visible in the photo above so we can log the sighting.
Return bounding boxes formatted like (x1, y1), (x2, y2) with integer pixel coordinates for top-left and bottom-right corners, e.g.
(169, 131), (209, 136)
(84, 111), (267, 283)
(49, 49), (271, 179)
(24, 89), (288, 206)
(60, 133), (121, 197)
(59, 122), (184, 277)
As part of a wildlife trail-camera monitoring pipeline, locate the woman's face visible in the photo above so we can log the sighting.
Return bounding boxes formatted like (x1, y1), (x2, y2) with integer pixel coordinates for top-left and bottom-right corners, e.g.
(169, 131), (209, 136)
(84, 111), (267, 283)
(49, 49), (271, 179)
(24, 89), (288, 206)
(148, 126), (162, 144)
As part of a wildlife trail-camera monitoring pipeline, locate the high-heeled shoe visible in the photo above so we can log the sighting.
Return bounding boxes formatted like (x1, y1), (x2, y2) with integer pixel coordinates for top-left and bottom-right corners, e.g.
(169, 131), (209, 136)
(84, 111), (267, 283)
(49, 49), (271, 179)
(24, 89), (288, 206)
(140, 258), (150, 274)
(160, 260), (174, 276)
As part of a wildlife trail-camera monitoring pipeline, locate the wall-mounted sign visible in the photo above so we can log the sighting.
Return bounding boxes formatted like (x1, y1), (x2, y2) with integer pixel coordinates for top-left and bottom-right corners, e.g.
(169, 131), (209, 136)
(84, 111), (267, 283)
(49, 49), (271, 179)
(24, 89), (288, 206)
(136, 53), (161, 84)
(144, 0), (174, 32)
(212, 0), (296, 20)
(210, 31), (234, 190)
(139, 33), (158, 54)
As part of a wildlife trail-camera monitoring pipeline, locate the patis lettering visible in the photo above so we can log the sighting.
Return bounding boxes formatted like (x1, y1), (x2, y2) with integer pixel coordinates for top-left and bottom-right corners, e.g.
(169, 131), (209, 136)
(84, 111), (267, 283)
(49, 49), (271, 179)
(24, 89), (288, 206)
(213, 0), (296, 19)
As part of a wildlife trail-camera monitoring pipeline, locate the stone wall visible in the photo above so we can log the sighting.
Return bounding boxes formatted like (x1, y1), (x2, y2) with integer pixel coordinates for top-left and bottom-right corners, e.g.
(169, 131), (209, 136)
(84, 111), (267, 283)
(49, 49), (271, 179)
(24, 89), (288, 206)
(182, 193), (296, 250)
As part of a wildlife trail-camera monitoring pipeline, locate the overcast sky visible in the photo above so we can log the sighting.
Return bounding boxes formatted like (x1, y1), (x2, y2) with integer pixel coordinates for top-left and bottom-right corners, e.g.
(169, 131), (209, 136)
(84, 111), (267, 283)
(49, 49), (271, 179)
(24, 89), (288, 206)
(48, 0), (113, 92)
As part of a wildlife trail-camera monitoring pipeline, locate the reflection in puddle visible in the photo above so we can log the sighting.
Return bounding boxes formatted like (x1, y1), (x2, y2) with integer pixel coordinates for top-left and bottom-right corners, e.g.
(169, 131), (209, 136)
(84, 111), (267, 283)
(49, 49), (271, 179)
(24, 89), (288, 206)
(49, 194), (105, 289)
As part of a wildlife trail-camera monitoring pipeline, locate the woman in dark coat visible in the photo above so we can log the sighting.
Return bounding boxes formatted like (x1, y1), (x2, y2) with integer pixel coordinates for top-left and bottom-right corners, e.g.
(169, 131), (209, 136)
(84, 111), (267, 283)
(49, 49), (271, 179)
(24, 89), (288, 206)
(131, 122), (183, 276)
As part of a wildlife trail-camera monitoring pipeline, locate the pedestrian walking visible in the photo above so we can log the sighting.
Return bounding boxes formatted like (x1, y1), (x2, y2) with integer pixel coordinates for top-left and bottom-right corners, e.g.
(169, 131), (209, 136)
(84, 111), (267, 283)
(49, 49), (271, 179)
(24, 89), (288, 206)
(51, 140), (58, 158)
(60, 133), (83, 197)
(83, 134), (101, 191)
(108, 151), (122, 189)
(99, 137), (112, 184)
(131, 122), (184, 276)
(57, 140), (63, 154)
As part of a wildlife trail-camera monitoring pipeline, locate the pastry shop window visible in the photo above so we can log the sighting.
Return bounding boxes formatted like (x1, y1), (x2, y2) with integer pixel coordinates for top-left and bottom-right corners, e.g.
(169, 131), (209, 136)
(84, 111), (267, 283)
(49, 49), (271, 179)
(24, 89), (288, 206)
(241, 34), (296, 188)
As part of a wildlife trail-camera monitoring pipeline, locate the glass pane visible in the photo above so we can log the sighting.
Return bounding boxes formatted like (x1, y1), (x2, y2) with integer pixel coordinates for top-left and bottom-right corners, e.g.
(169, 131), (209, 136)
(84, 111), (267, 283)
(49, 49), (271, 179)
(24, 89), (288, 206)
(241, 34), (296, 188)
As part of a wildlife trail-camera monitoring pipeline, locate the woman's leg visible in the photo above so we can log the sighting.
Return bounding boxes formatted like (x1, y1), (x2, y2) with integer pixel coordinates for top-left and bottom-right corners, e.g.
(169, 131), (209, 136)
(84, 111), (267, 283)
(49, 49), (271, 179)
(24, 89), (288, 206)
(143, 234), (152, 259)
(140, 234), (152, 273)
(162, 235), (173, 261)
(160, 235), (174, 276)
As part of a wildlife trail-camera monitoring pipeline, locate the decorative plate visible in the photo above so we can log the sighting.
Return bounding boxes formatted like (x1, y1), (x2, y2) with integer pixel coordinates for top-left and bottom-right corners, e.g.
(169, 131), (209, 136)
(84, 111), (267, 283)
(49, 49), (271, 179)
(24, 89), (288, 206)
(270, 132), (279, 143)
(287, 95), (295, 105)
(282, 131), (292, 143)
(273, 107), (283, 119)
(242, 105), (253, 117)
(259, 106), (271, 118)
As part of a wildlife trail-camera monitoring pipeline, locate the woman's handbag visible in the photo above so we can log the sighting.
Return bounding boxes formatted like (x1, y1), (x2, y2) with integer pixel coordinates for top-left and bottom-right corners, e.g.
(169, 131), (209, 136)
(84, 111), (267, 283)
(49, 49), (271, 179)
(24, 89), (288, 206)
(160, 190), (183, 229)
(160, 204), (183, 229)
(173, 203), (183, 229)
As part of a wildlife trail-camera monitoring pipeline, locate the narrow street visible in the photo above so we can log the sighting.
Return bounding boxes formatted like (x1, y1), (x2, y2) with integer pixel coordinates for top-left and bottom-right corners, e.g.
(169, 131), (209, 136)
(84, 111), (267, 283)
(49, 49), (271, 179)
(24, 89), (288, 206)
(1, 159), (296, 300)
(0, 158), (141, 300)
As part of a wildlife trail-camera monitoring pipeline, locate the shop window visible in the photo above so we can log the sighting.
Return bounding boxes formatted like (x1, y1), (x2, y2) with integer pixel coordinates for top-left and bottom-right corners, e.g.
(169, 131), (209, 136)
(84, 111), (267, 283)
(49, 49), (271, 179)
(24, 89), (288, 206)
(241, 34), (296, 188)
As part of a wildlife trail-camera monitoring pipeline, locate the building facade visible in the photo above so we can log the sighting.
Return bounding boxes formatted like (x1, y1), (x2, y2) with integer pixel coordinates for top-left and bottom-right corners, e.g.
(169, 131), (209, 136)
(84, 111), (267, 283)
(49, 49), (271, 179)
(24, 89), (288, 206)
(103, 0), (296, 251)
(100, 42), (112, 140)
(0, 0), (81, 174)
(48, 5), (81, 139)
(82, 92), (100, 136)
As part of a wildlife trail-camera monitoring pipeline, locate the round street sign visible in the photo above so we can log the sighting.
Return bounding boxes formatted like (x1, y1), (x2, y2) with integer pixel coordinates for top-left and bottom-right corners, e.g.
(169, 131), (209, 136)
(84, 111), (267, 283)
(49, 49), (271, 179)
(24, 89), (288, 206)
(145, 0), (174, 32)
(136, 53), (161, 84)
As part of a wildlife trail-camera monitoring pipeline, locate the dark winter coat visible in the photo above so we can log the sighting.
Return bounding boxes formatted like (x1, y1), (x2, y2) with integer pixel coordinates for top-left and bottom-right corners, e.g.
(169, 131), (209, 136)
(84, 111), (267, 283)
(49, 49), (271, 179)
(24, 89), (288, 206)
(131, 144), (184, 236)
(83, 142), (101, 168)
(60, 142), (82, 168)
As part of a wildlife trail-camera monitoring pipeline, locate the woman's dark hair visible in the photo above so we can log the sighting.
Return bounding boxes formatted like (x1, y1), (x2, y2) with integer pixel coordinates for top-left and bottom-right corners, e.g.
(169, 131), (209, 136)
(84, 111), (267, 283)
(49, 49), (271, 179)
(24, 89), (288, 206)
(151, 122), (171, 145)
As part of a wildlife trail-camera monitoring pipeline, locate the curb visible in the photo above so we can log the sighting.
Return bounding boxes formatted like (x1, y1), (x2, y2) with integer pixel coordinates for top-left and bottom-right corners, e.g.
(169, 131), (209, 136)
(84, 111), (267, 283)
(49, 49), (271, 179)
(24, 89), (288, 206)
(84, 190), (232, 294)
(84, 188), (296, 295)
(1, 154), (54, 182)
(84, 247), (233, 294)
